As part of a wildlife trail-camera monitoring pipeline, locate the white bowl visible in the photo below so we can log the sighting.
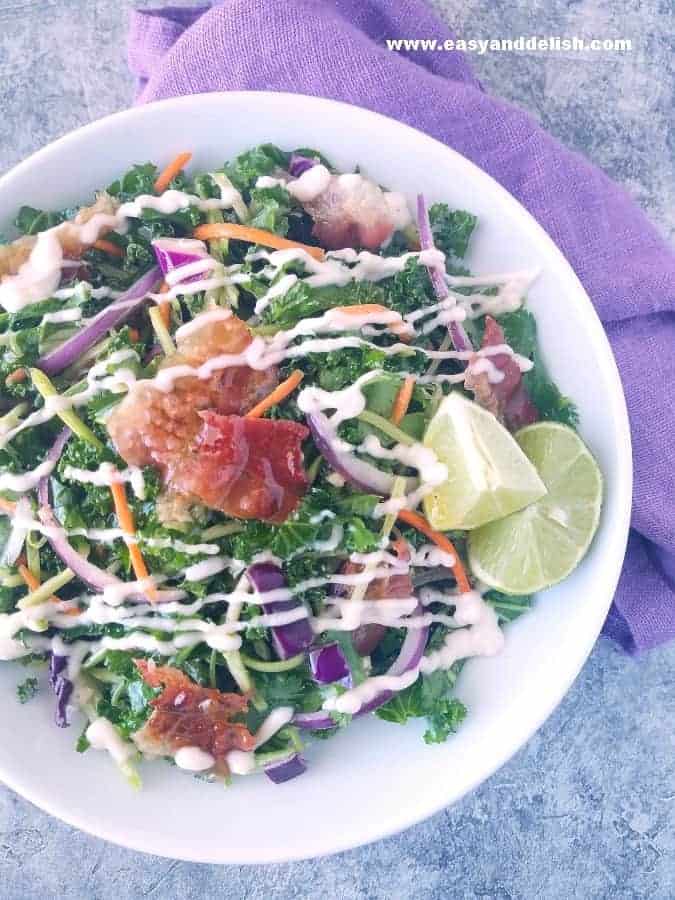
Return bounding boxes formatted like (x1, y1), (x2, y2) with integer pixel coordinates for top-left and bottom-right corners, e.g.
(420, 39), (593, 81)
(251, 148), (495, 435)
(0, 92), (632, 863)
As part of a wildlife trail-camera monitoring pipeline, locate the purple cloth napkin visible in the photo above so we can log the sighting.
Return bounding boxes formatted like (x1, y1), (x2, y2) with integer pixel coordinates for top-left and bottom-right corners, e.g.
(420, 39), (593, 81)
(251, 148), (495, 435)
(128, 1), (675, 653)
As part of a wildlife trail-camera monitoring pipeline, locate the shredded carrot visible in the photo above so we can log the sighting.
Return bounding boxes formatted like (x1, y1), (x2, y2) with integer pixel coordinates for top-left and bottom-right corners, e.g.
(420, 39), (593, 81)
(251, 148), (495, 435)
(332, 303), (411, 341)
(391, 537), (410, 561)
(397, 509), (471, 593)
(154, 151), (192, 194)
(155, 281), (171, 328)
(193, 223), (325, 261)
(245, 370), (304, 419)
(0, 497), (16, 515)
(5, 368), (27, 385)
(17, 563), (40, 592)
(391, 375), (415, 425)
(93, 238), (124, 258)
(128, 327), (141, 344)
(159, 303), (171, 329)
(110, 482), (155, 599)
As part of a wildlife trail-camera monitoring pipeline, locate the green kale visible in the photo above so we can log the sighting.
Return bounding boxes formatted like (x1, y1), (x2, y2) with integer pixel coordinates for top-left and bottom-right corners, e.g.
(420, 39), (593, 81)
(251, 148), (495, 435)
(464, 307), (535, 352)
(252, 666), (322, 713)
(248, 185), (292, 236)
(222, 144), (289, 195)
(429, 204), (477, 259)
(14, 206), (69, 236)
(485, 590), (533, 623)
(0, 584), (19, 614)
(523, 351), (579, 428)
(385, 258), (436, 317)
(465, 309), (578, 427)
(262, 280), (384, 330)
(376, 666), (467, 744)
(0, 421), (58, 473)
(422, 697), (467, 744)
(16, 676), (39, 704)
(225, 483), (379, 569)
(94, 650), (160, 738)
(107, 162), (158, 201)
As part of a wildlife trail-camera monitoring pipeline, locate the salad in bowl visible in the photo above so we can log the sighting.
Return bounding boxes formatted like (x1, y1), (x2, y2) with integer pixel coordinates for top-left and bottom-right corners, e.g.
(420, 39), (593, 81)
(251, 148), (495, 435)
(0, 144), (602, 788)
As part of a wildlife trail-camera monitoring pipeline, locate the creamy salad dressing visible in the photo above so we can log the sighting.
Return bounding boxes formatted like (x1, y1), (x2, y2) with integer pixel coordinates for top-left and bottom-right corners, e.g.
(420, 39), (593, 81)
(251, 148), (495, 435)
(323, 589), (504, 715)
(41, 307), (83, 325)
(174, 746), (215, 771)
(0, 188), (248, 314)
(224, 706), (294, 775)
(0, 173), (536, 765)
(0, 458), (56, 493)
(86, 717), (137, 765)
(62, 462), (146, 499)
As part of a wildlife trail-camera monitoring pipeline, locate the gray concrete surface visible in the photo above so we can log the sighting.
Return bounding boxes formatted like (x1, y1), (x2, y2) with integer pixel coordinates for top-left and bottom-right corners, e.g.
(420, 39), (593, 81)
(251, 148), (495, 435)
(1, 1), (673, 897)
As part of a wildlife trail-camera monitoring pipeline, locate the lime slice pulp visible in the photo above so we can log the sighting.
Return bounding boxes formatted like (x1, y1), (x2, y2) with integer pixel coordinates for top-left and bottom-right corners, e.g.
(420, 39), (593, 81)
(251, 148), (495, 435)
(423, 392), (547, 530)
(468, 421), (603, 595)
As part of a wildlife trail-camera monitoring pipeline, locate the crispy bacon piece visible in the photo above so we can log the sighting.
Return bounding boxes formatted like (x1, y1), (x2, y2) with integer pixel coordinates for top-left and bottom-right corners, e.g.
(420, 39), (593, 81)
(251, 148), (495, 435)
(301, 174), (403, 250)
(164, 411), (309, 523)
(132, 661), (255, 769)
(339, 545), (414, 656)
(107, 314), (278, 475)
(0, 194), (119, 281)
(464, 316), (539, 431)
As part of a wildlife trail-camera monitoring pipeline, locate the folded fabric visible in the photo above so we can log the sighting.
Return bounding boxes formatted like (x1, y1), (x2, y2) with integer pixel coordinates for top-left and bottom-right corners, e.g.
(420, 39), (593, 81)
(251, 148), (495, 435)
(127, 0), (675, 652)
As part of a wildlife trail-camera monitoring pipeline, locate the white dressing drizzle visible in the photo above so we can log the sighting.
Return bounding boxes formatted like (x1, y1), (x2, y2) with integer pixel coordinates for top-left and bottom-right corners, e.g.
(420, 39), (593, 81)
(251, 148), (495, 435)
(225, 706), (294, 775)
(323, 590), (504, 715)
(0, 190), (247, 313)
(41, 307), (83, 325)
(174, 746), (215, 772)
(62, 462), (146, 499)
(174, 307), (232, 340)
(86, 717), (137, 765)
(0, 459), (56, 493)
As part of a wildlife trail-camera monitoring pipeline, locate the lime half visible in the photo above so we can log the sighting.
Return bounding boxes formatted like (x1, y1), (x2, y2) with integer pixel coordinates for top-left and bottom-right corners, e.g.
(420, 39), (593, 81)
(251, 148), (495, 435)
(423, 392), (547, 530)
(468, 422), (603, 595)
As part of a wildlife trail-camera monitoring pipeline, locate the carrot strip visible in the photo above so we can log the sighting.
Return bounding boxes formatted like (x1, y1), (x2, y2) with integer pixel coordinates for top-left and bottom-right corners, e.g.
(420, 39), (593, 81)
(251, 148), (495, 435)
(397, 509), (471, 593)
(391, 375), (415, 425)
(245, 370), (304, 419)
(0, 497), (16, 515)
(93, 239), (124, 258)
(193, 223), (325, 261)
(110, 482), (155, 599)
(154, 151), (192, 194)
(17, 563), (40, 592)
(5, 368), (27, 385)
(128, 327), (141, 344)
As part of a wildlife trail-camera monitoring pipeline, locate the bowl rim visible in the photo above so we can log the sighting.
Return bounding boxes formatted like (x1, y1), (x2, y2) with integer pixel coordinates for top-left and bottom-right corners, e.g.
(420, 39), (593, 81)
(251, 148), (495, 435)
(0, 90), (633, 863)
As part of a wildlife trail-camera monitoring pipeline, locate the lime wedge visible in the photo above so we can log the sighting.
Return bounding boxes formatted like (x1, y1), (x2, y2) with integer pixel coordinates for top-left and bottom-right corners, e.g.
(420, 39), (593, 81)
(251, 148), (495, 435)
(422, 392), (547, 530)
(468, 422), (603, 595)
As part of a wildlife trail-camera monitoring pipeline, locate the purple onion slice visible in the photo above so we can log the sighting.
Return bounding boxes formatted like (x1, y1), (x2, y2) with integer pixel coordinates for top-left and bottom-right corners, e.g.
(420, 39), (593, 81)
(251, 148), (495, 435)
(38, 266), (160, 376)
(247, 561), (313, 660)
(49, 653), (73, 728)
(309, 642), (350, 685)
(264, 753), (307, 784)
(151, 237), (209, 283)
(288, 153), (317, 178)
(416, 194), (472, 353)
(306, 410), (403, 496)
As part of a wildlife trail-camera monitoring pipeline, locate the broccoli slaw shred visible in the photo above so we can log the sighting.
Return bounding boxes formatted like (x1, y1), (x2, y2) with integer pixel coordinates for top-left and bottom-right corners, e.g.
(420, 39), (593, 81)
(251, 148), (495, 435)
(0, 144), (577, 785)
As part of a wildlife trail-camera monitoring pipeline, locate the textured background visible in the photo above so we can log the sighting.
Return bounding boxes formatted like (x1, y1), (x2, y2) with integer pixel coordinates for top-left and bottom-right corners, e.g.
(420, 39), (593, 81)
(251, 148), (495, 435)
(1, 1), (674, 897)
